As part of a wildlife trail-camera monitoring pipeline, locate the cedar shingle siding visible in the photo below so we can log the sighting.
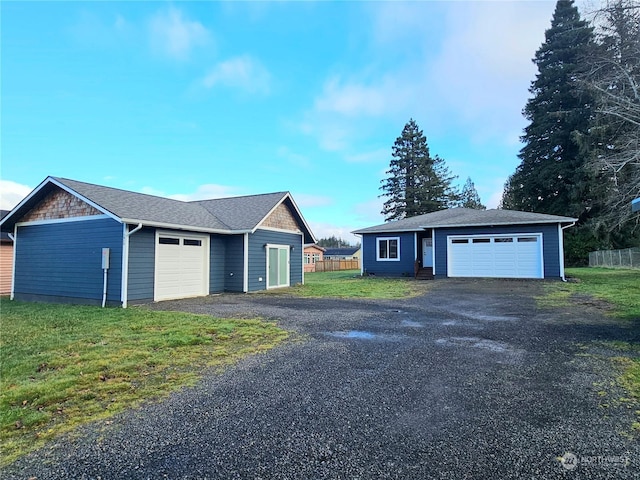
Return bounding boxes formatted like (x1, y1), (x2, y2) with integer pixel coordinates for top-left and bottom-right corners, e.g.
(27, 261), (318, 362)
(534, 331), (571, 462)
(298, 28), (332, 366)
(22, 187), (101, 221)
(1, 177), (316, 305)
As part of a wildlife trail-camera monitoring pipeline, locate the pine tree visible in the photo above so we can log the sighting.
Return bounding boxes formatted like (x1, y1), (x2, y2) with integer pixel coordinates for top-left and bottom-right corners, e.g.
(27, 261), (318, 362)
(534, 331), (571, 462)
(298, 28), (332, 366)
(503, 0), (595, 220)
(380, 119), (457, 221)
(459, 177), (486, 210)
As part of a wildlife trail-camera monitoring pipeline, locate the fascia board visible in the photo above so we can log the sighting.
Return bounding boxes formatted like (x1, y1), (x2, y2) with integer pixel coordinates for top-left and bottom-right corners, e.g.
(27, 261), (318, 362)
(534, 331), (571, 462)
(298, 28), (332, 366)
(352, 227), (423, 234)
(120, 218), (251, 235)
(424, 218), (578, 229)
(49, 177), (122, 222)
(253, 193), (317, 243)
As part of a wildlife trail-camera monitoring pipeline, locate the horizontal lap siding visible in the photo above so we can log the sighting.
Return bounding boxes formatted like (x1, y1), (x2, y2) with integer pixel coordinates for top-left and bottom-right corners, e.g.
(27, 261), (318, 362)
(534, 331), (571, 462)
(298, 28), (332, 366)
(14, 218), (122, 304)
(224, 235), (244, 292)
(127, 228), (154, 302)
(128, 230), (228, 301)
(0, 243), (13, 294)
(362, 232), (416, 277)
(434, 224), (561, 278)
(210, 234), (226, 293)
(248, 229), (302, 292)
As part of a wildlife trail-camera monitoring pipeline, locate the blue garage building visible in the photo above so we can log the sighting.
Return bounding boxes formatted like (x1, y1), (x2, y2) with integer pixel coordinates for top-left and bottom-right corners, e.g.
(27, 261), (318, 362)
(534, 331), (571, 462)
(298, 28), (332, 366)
(0, 177), (316, 306)
(353, 208), (576, 280)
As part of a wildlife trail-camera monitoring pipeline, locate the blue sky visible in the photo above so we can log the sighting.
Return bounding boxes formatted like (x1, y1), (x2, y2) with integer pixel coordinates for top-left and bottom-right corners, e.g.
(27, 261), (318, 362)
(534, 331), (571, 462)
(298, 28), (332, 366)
(2, 1), (578, 242)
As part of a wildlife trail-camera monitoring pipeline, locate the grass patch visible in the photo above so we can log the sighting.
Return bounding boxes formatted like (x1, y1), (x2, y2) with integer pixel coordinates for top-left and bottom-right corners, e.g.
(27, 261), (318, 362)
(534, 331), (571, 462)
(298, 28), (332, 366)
(0, 300), (288, 466)
(290, 270), (427, 299)
(541, 268), (640, 433)
(540, 267), (640, 320)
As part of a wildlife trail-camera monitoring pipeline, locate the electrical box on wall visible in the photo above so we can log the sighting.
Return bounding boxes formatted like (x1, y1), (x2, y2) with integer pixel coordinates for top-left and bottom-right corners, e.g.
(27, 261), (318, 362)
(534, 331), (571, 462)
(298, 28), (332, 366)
(101, 248), (110, 270)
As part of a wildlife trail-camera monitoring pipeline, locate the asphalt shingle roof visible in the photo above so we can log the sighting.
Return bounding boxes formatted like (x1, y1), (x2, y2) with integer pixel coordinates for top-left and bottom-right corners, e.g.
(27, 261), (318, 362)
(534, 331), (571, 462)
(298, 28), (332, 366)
(194, 192), (288, 231)
(54, 178), (232, 231)
(1, 177), (316, 242)
(353, 208), (577, 234)
(323, 247), (360, 256)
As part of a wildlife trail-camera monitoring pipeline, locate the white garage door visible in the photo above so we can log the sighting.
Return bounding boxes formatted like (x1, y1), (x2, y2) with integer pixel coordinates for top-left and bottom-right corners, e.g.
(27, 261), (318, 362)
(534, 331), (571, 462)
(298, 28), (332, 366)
(154, 232), (209, 301)
(447, 234), (543, 279)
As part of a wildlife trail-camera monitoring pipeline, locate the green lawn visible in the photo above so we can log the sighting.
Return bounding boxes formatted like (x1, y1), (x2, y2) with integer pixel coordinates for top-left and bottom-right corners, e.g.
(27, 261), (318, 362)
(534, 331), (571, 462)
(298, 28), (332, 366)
(542, 267), (640, 431)
(0, 300), (288, 466)
(291, 270), (428, 298)
(565, 267), (640, 320)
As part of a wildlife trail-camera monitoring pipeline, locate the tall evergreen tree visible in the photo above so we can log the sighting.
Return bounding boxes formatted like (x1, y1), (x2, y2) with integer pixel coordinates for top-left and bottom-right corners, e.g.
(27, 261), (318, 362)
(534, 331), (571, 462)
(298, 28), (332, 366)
(579, 0), (640, 242)
(380, 119), (457, 221)
(459, 177), (486, 210)
(503, 0), (595, 220)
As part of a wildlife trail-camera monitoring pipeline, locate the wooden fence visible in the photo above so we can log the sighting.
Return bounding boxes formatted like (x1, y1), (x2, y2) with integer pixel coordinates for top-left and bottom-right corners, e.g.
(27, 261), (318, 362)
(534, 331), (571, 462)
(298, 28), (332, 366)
(314, 259), (360, 272)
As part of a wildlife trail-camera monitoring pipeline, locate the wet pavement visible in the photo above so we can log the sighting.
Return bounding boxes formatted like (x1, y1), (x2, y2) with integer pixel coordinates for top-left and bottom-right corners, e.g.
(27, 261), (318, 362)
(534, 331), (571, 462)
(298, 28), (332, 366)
(4, 279), (639, 479)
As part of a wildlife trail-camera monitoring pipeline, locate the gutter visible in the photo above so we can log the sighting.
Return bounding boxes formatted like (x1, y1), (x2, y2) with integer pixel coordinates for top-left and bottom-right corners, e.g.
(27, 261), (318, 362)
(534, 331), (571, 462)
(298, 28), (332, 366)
(119, 218), (250, 236)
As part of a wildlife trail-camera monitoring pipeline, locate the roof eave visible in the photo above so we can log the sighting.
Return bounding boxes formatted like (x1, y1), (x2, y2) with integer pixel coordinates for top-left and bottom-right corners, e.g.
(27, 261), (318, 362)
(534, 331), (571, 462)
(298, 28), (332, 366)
(424, 218), (579, 229)
(352, 227), (426, 234)
(252, 192), (317, 243)
(120, 218), (251, 235)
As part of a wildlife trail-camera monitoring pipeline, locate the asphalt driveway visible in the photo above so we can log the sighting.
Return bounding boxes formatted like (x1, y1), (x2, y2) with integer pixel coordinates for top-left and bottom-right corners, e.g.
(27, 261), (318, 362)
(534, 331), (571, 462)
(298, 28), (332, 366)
(5, 279), (639, 479)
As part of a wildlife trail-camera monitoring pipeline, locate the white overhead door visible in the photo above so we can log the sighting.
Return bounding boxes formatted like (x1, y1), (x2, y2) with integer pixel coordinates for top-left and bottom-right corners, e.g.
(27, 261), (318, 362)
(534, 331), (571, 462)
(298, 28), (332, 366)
(154, 232), (209, 301)
(448, 234), (543, 279)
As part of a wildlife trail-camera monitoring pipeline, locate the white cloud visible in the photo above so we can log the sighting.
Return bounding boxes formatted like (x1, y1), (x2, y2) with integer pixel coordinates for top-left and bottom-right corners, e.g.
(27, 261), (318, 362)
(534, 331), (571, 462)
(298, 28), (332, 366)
(0, 180), (32, 210)
(148, 7), (211, 61)
(308, 221), (360, 245)
(344, 148), (389, 164)
(201, 55), (270, 94)
(314, 75), (407, 118)
(427, 2), (555, 135)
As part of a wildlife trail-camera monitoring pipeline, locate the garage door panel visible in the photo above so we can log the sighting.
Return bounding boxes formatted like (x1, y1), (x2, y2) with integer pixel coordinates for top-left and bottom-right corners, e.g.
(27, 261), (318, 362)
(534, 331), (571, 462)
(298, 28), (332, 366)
(154, 233), (209, 301)
(448, 235), (542, 279)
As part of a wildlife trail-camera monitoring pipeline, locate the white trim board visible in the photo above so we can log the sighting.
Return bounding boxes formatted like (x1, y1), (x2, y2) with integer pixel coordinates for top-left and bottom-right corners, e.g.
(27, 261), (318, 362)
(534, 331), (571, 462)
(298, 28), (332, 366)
(16, 214), (112, 227)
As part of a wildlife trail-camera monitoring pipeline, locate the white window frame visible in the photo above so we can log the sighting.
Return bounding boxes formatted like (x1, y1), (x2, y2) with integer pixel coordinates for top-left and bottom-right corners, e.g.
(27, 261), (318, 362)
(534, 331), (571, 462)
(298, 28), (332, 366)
(376, 236), (400, 262)
(266, 243), (290, 289)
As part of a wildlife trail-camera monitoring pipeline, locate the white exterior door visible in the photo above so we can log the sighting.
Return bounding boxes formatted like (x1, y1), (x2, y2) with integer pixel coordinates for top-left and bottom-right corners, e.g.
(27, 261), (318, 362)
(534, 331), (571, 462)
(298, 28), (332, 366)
(447, 234), (543, 278)
(422, 238), (433, 267)
(154, 232), (209, 301)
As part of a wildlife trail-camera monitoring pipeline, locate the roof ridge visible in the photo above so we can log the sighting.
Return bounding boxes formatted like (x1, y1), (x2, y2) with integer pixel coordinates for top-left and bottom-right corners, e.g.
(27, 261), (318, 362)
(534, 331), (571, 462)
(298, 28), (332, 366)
(191, 191), (289, 204)
(53, 177), (234, 230)
(53, 177), (195, 205)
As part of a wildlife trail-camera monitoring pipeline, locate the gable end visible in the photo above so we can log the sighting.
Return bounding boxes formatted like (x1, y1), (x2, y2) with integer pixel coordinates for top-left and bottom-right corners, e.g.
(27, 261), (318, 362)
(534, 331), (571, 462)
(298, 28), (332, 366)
(262, 203), (300, 232)
(20, 187), (102, 222)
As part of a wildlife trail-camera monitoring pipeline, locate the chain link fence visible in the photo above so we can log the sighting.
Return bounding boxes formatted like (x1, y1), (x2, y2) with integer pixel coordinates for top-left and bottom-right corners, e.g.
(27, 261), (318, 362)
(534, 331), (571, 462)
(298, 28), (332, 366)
(588, 247), (640, 269)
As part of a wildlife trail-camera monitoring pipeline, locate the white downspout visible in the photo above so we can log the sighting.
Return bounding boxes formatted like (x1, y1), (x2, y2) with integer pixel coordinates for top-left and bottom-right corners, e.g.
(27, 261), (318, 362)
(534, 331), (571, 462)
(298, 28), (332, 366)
(431, 228), (436, 276)
(121, 223), (143, 308)
(356, 234), (364, 276)
(102, 266), (108, 308)
(559, 222), (576, 282)
(243, 233), (249, 293)
(299, 232), (304, 285)
(8, 227), (16, 300)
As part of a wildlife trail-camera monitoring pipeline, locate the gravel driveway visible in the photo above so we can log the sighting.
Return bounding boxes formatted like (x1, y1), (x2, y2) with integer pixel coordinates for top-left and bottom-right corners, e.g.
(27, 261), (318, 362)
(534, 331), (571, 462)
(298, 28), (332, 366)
(5, 279), (639, 479)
